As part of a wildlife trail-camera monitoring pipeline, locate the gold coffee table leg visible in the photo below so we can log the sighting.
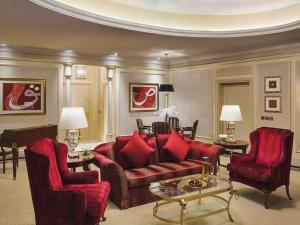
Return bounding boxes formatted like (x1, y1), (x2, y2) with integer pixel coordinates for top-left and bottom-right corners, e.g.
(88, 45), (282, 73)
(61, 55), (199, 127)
(179, 199), (187, 225)
(228, 190), (239, 222)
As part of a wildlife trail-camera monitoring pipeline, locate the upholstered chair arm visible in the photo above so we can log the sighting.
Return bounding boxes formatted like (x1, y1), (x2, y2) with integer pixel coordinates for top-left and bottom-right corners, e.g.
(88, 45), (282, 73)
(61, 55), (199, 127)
(46, 190), (86, 225)
(93, 142), (115, 159)
(62, 170), (99, 184)
(188, 141), (224, 167)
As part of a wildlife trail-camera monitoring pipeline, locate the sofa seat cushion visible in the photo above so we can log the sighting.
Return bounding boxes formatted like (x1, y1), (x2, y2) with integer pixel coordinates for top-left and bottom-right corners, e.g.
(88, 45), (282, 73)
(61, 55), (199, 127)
(163, 130), (190, 161)
(63, 182), (110, 218)
(157, 159), (203, 177)
(125, 164), (174, 188)
(228, 162), (272, 183)
(121, 131), (155, 168)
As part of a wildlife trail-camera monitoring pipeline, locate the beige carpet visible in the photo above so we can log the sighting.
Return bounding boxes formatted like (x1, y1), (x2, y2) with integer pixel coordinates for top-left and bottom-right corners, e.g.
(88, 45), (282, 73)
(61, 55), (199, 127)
(0, 160), (299, 225)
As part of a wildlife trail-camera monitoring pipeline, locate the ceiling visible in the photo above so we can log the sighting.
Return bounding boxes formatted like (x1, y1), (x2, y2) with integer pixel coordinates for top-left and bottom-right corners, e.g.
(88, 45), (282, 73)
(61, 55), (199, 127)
(32, 0), (300, 37)
(110, 0), (300, 15)
(1, 0), (300, 68)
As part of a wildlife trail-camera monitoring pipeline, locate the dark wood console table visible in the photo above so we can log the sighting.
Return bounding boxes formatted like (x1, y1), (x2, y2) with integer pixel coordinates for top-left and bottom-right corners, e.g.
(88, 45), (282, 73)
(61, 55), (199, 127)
(0, 125), (57, 179)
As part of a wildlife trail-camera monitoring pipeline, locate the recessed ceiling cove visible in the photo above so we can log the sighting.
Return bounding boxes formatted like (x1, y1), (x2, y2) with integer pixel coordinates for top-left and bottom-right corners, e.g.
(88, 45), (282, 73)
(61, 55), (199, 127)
(110, 0), (300, 15)
(31, 0), (300, 37)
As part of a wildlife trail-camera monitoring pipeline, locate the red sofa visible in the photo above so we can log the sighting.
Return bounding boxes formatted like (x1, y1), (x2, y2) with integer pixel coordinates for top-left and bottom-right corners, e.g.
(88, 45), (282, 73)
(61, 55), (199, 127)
(93, 134), (224, 209)
(227, 127), (294, 209)
(25, 138), (110, 225)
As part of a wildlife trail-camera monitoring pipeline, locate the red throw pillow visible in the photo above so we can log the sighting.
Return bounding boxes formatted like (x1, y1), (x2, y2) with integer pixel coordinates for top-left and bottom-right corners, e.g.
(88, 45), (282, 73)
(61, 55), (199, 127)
(121, 131), (155, 168)
(163, 130), (190, 161)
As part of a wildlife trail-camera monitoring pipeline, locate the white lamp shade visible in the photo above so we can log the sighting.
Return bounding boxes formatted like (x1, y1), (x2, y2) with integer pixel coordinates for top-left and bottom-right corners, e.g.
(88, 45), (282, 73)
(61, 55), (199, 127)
(59, 107), (88, 129)
(220, 105), (243, 122)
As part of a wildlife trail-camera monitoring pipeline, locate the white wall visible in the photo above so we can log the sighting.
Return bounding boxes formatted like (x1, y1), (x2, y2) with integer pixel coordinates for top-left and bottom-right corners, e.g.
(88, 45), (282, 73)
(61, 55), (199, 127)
(117, 71), (166, 135)
(0, 63), (62, 133)
(171, 69), (213, 139)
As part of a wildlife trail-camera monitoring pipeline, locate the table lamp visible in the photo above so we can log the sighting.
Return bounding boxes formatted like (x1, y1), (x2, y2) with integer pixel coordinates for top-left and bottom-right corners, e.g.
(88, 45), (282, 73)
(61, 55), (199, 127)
(220, 105), (242, 143)
(59, 107), (88, 153)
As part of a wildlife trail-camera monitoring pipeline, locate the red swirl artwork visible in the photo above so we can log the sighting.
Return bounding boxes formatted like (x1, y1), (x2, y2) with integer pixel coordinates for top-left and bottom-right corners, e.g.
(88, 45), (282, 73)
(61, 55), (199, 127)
(0, 79), (45, 115)
(129, 83), (159, 112)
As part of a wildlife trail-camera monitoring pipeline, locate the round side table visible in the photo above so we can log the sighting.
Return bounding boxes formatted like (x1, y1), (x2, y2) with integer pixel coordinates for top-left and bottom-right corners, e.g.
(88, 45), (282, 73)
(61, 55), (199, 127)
(67, 153), (95, 172)
(213, 140), (249, 167)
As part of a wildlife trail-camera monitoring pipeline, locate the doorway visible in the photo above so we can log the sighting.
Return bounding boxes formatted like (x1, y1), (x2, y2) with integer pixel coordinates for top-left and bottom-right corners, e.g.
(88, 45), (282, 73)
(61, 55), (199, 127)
(218, 81), (252, 143)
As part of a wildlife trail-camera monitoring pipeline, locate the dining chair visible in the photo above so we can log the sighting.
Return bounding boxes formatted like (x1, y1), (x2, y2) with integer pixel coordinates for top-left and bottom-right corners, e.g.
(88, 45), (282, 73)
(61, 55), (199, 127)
(183, 120), (199, 140)
(136, 119), (151, 135)
(152, 122), (170, 136)
(168, 117), (180, 131)
(0, 134), (14, 173)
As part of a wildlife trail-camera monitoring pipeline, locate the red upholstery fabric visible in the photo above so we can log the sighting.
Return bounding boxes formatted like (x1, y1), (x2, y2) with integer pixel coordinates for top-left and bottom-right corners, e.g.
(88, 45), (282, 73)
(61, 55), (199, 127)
(27, 138), (62, 191)
(121, 131), (155, 168)
(228, 161), (272, 183)
(256, 127), (287, 166)
(157, 159), (203, 177)
(163, 130), (190, 161)
(115, 134), (147, 169)
(25, 138), (110, 225)
(228, 127), (294, 198)
(63, 182), (110, 218)
(125, 164), (174, 188)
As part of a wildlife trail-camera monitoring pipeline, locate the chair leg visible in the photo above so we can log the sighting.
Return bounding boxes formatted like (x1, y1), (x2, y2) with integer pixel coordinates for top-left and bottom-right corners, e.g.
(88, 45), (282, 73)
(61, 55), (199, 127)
(3, 155), (5, 174)
(286, 185), (293, 200)
(101, 216), (106, 222)
(264, 192), (270, 209)
(16, 150), (19, 167)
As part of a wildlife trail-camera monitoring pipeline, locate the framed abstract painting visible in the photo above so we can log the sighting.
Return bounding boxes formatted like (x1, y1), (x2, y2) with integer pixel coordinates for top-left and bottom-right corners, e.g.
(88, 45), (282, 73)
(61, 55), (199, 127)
(265, 76), (281, 93)
(129, 83), (159, 112)
(0, 78), (46, 115)
(265, 96), (281, 113)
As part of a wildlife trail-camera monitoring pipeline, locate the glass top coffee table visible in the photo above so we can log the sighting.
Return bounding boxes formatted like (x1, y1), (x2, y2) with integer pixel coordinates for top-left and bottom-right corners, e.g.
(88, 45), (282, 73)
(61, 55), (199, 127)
(149, 175), (238, 225)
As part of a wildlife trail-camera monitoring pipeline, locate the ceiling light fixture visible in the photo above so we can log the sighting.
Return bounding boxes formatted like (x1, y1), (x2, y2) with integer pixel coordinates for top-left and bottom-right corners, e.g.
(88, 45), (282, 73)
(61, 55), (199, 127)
(114, 52), (118, 56)
(0, 43), (7, 47)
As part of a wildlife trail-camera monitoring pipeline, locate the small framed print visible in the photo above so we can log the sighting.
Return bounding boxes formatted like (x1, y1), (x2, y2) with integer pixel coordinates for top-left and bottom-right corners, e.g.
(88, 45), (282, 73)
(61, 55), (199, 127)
(265, 76), (281, 93)
(265, 96), (281, 113)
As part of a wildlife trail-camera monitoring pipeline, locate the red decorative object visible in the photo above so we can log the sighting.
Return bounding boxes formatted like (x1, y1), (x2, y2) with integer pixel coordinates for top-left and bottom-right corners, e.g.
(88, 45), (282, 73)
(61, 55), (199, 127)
(129, 83), (159, 112)
(0, 79), (46, 115)
(121, 131), (155, 168)
(25, 138), (110, 225)
(163, 130), (190, 161)
(93, 134), (224, 209)
(227, 127), (294, 209)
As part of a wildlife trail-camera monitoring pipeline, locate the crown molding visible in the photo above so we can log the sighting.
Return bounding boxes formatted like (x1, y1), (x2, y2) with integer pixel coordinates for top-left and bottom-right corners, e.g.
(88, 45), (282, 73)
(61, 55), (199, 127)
(169, 42), (300, 69)
(31, 0), (300, 38)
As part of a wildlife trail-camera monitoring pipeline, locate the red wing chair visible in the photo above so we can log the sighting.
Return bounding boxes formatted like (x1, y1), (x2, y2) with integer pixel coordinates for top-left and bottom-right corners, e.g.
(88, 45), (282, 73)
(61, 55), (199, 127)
(25, 138), (110, 225)
(227, 127), (294, 209)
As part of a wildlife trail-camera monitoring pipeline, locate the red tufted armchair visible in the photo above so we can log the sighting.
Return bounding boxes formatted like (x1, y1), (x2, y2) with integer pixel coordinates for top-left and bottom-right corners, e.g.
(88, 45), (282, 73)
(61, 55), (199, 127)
(227, 127), (294, 209)
(25, 138), (110, 225)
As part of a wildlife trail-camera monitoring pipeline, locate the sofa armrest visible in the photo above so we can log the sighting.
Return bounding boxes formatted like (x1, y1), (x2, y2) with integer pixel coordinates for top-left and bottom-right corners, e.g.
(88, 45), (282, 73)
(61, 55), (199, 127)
(188, 141), (224, 166)
(62, 170), (99, 185)
(270, 161), (290, 187)
(93, 142), (115, 159)
(94, 153), (129, 205)
(46, 190), (86, 225)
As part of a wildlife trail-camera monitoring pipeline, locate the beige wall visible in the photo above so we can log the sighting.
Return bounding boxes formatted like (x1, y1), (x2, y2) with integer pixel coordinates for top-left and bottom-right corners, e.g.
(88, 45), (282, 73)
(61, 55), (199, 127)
(0, 62), (63, 134)
(171, 69), (213, 140)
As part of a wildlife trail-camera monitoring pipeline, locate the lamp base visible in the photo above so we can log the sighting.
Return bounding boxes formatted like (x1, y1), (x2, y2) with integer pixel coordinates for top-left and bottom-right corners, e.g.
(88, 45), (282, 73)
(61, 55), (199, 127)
(226, 121), (236, 143)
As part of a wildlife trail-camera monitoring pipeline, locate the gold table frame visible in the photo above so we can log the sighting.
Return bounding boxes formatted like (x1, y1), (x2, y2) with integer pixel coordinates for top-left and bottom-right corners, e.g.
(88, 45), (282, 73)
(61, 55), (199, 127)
(150, 177), (239, 225)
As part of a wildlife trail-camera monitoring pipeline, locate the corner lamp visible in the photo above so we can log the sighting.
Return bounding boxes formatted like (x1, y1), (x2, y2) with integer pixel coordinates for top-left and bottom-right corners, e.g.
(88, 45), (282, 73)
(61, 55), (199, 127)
(59, 107), (88, 152)
(220, 105), (242, 143)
